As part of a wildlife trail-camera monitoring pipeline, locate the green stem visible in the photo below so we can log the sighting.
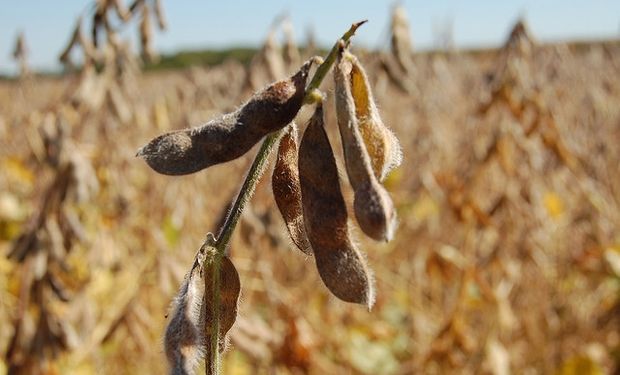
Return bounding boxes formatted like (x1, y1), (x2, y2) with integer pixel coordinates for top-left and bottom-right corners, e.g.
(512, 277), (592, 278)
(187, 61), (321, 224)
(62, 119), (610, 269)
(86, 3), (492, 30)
(303, 19), (367, 104)
(206, 249), (222, 375)
(215, 132), (281, 254)
(204, 20), (367, 375)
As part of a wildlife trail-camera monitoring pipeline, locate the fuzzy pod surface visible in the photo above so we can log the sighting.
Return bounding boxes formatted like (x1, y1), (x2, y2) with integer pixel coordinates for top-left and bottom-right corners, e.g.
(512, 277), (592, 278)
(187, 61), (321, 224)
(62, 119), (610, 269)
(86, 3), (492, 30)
(349, 53), (402, 181)
(164, 251), (207, 375)
(201, 251), (241, 353)
(272, 122), (312, 255)
(334, 46), (398, 242)
(298, 103), (375, 308)
(137, 58), (317, 175)
(164, 247), (240, 375)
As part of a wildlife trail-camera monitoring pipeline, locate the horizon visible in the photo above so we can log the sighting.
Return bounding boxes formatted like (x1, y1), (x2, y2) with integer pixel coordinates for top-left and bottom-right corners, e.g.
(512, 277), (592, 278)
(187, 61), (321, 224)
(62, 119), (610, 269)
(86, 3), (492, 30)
(1, 0), (620, 75)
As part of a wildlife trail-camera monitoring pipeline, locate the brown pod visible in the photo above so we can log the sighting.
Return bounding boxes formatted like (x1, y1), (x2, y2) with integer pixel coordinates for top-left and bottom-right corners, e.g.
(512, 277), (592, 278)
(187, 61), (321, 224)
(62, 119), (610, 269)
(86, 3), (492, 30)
(299, 103), (375, 308)
(334, 46), (398, 242)
(59, 18), (81, 64)
(200, 252), (241, 354)
(137, 58), (318, 175)
(154, 0), (168, 30)
(164, 242), (241, 375)
(164, 250), (207, 375)
(349, 54), (402, 181)
(390, 4), (415, 75)
(111, 0), (131, 22)
(140, 3), (156, 61)
(272, 122), (312, 255)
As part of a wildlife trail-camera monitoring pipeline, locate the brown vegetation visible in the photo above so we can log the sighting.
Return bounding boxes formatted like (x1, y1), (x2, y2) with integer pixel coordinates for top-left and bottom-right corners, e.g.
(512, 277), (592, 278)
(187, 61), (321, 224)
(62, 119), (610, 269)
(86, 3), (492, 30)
(1, 9), (620, 375)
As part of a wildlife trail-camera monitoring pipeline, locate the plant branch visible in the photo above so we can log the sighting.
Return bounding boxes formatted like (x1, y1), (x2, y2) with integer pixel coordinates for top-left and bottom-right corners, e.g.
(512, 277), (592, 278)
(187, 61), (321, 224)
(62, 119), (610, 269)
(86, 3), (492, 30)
(204, 19), (367, 375)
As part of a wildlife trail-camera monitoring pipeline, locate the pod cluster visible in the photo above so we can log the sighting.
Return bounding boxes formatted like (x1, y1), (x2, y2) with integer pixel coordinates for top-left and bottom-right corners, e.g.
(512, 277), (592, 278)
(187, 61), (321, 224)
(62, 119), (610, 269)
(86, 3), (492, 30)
(164, 239), (240, 375)
(147, 49), (402, 374)
(271, 45), (401, 308)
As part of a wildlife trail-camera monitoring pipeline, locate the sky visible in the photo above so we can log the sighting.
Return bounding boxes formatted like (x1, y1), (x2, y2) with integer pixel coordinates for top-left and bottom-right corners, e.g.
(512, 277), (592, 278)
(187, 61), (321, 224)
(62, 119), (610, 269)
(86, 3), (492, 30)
(1, 0), (619, 74)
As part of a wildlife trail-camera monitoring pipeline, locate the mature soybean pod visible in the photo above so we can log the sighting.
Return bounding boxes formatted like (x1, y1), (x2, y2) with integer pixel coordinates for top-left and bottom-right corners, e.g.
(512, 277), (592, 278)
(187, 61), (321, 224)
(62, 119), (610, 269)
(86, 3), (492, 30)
(164, 247), (240, 375)
(298, 103), (375, 308)
(164, 251), (207, 375)
(200, 253), (241, 354)
(138, 58), (319, 175)
(334, 45), (397, 242)
(349, 54), (402, 181)
(272, 122), (312, 255)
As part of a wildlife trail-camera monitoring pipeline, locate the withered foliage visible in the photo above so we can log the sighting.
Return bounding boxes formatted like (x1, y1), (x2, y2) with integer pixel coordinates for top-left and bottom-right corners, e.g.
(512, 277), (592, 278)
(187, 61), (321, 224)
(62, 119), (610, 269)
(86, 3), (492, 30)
(1, 10), (620, 375)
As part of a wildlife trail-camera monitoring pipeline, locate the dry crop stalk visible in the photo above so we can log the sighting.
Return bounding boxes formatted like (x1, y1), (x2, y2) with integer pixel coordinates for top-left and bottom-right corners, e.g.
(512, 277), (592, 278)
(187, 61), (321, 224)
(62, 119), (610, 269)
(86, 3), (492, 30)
(150, 20), (381, 375)
(12, 31), (30, 78)
(5, 115), (97, 374)
(154, 0), (168, 30)
(390, 4), (414, 75)
(205, 21), (368, 375)
(282, 17), (301, 71)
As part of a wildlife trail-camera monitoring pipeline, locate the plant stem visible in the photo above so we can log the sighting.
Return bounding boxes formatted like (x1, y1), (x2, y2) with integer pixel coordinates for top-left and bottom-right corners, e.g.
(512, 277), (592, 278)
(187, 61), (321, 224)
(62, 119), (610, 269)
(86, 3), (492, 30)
(206, 248), (221, 375)
(204, 20), (367, 375)
(214, 133), (281, 254)
(303, 19), (367, 104)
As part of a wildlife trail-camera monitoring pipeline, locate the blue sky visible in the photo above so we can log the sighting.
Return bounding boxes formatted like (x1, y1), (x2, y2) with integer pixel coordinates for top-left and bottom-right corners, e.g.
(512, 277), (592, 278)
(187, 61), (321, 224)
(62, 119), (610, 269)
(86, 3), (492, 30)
(1, 1), (619, 74)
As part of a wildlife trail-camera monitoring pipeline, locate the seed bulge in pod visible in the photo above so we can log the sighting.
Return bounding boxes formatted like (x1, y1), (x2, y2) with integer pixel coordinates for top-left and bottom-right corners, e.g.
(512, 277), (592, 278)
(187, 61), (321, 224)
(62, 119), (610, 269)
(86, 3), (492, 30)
(200, 251), (241, 354)
(334, 45), (398, 242)
(137, 57), (319, 175)
(299, 102), (375, 308)
(349, 53), (402, 181)
(272, 122), (312, 255)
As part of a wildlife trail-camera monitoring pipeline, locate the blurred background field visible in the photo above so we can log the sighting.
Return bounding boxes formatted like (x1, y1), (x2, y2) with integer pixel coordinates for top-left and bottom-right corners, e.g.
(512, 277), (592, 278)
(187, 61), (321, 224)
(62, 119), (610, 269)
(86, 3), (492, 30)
(1, 1), (620, 374)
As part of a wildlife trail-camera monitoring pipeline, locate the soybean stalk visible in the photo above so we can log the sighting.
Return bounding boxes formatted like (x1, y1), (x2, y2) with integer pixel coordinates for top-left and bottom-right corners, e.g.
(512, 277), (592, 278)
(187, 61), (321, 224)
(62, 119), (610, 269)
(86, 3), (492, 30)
(204, 20), (367, 375)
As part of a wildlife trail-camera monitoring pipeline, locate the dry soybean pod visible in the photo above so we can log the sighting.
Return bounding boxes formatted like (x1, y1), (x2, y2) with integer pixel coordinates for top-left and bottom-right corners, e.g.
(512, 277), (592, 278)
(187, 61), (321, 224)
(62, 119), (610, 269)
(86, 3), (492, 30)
(139, 2), (156, 61)
(272, 122), (312, 255)
(164, 243), (241, 375)
(164, 250), (207, 375)
(59, 18), (81, 64)
(154, 0), (168, 30)
(349, 53), (402, 181)
(334, 44), (397, 242)
(137, 57), (319, 175)
(201, 251), (241, 354)
(299, 102), (375, 307)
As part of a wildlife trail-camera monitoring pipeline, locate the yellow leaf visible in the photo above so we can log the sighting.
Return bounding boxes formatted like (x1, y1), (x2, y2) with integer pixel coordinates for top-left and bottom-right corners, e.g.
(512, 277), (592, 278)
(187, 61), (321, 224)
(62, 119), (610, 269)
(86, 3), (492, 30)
(411, 193), (439, 222)
(225, 351), (253, 375)
(555, 355), (604, 375)
(544, 192), (564, 218)
(3, 157), (34, 186)
(162, 215), (180, 248)
(604, 247), (620, 277)
(382, 167), (402, 190)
